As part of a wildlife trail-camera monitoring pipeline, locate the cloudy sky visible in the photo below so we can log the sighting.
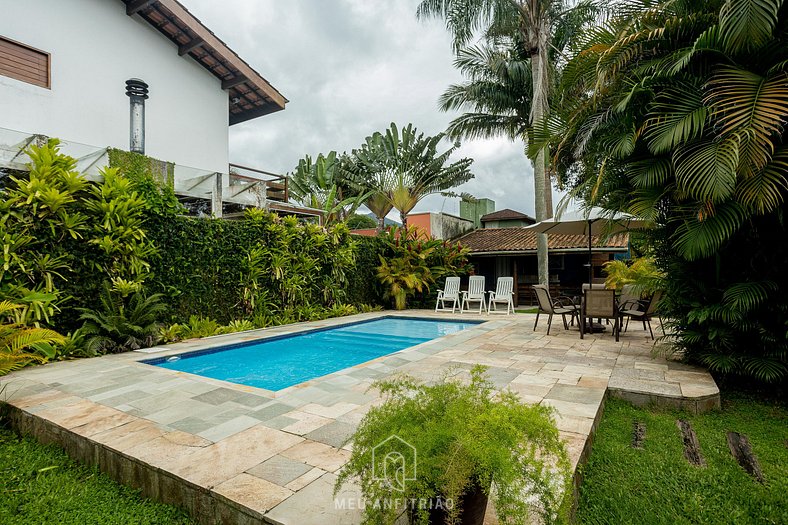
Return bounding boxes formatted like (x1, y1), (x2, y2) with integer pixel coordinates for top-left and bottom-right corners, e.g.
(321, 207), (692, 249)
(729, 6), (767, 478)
(187, 0), (564, 218)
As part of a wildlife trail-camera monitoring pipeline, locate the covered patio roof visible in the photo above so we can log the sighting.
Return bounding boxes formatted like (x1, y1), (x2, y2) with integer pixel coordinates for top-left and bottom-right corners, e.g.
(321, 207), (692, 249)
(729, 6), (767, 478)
(123, 0), (287, 125)
(457, 228), (629, 255)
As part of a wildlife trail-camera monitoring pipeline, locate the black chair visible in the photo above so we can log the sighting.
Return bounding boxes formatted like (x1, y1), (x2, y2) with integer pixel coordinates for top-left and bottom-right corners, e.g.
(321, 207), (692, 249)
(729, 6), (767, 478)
(619, 290), (663, 340)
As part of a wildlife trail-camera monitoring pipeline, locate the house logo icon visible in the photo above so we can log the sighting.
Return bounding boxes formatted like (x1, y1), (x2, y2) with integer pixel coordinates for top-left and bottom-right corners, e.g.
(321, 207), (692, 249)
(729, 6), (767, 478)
(371, 435), (417, 492)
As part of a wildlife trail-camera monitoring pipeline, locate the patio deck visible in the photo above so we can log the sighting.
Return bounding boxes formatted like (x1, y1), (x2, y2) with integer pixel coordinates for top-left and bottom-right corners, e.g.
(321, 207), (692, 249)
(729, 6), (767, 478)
(2, 311), (719, 524)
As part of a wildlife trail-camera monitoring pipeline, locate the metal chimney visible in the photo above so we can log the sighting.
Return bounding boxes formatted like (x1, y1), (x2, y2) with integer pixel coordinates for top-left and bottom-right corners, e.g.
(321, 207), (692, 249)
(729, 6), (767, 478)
(125, 79), (149, 154)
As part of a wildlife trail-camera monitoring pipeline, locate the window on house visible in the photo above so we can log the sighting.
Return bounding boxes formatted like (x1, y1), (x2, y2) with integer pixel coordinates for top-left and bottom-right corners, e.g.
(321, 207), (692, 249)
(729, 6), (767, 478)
(0, 36), (50, 89)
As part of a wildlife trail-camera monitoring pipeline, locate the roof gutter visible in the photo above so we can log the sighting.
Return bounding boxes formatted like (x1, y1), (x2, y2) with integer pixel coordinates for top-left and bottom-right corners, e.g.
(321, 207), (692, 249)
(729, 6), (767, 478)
(466, 247), (629, 256)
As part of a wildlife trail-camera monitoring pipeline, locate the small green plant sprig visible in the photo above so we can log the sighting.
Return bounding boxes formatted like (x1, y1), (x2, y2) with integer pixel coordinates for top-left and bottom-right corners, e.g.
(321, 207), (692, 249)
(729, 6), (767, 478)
(336, 366), (571, 525)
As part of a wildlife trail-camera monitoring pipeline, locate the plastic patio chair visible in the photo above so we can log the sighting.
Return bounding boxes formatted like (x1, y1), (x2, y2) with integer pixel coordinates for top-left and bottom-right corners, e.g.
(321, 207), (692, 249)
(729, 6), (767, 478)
(487, 277), (514, 315)
(581, 289), (619, 341)
(532, 284), (578, 334)
(435, 276), (461, 313)
(619, 290), (663, 339)
(461, 276), (486, 314)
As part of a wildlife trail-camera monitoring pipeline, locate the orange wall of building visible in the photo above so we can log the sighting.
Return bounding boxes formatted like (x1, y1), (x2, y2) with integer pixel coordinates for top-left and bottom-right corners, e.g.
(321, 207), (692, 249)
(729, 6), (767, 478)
(407, 213), (432, 238)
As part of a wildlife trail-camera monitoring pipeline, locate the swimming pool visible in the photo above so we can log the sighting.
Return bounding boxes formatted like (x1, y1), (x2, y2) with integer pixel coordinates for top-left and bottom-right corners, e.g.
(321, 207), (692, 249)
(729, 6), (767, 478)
(144, 317), (480, 391)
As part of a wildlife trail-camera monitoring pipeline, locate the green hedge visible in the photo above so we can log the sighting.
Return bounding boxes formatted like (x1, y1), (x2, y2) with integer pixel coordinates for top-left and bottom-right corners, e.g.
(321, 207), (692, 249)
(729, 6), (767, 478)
(345, 235), (387, 307)
(143, 216), (386, 323)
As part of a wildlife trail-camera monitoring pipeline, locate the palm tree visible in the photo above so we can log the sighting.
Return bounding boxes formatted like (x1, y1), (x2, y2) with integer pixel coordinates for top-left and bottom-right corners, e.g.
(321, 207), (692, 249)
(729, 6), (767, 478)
(418, 0), (592, 284)
(549, 0), (788, 382)
(346, 123), (474, 227)
(288, 152), (368, 224)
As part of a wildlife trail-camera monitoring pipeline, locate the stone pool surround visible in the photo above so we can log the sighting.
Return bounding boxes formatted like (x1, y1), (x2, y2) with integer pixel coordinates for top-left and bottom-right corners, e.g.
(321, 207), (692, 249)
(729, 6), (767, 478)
(2, 311), (720, 524)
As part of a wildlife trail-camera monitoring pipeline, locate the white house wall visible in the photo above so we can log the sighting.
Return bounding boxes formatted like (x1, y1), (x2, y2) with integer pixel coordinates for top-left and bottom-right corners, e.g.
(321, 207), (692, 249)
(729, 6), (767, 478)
(0, 0), (229, 173)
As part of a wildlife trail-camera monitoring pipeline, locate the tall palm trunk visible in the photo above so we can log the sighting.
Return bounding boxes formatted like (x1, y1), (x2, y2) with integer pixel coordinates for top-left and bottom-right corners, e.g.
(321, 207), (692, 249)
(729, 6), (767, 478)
(529, 25), (553, 286)
(377, 215), (386, 231)
(400, 211), (408, 228)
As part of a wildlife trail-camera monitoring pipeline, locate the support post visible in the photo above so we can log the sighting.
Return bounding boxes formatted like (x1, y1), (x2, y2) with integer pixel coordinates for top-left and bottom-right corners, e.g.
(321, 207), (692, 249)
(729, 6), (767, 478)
(211, 172), (223, 218)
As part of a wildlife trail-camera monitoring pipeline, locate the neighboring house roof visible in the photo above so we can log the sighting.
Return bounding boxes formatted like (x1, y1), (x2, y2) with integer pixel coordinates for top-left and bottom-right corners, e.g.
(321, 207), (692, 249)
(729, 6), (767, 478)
(123, 0), (287, 125)
(456, 228), (629, 254)
(480, 209), (536, 223)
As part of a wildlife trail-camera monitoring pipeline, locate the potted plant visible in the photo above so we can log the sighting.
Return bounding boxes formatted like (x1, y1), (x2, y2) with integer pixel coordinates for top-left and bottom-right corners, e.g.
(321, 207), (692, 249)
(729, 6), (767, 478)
(335, 366), (571, 525)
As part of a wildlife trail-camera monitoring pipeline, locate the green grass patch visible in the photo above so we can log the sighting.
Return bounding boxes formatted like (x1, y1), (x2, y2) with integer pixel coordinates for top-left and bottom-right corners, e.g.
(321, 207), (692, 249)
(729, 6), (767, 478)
(0, 428), (193, 524)
(515, 307), (538, 314)
(578, 395), (788, 525)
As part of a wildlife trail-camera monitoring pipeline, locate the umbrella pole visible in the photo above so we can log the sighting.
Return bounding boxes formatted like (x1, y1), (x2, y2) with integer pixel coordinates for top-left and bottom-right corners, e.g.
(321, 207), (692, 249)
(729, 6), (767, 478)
(588, 219), (593, 286)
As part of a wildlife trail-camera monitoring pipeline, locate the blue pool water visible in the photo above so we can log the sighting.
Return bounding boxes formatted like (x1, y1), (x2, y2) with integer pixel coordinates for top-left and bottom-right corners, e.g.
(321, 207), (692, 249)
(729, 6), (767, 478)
(145, 317), (479, 391)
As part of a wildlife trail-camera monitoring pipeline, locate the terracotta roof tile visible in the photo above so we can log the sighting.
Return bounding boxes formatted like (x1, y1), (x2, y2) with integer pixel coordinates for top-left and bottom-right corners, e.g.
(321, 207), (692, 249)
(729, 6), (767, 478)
(479, 209), (535, 222)
(456, 228), (629, 253)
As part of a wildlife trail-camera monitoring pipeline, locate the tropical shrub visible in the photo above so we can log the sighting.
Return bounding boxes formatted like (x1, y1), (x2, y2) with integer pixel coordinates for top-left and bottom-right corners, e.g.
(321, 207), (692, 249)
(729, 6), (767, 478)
(0, 140), (155, 329)
(377, 226), (472, 309)
(0, 301), (65, 375)
(144, 207), (368, 323)
(545, 0), (788, 383)
(603, 257), (664, 297)
(336, 366), (570, 525)
(78, 287), (166, 354)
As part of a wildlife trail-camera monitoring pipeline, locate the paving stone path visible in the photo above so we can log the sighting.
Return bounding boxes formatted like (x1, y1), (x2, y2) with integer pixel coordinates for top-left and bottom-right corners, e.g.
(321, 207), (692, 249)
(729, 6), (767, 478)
(3, 311), (719, 524)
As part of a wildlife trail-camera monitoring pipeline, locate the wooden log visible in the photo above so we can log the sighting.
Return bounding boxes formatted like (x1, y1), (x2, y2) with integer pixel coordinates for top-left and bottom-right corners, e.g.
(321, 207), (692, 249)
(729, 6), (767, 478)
(727, 432), (765, 483)
(677, 419), (705, 466)
(632, 420), (646, 449)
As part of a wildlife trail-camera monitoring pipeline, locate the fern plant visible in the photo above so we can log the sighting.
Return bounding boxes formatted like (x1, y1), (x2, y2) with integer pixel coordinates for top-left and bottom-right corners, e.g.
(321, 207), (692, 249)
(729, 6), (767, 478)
(336, 366), (570, 525)
(0, 301), (65, 375)
(78, 286), (166, 354)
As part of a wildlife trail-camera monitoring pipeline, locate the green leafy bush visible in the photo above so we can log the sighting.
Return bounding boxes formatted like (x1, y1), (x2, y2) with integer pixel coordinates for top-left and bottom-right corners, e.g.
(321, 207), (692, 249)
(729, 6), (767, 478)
(0, 140), (156, 331)
(0, 301), (65, 375)
(180, 316), (220, 339)
(336, 366), (570, 525)
(376, 226), (471, 309)
(78, 287), (166, 354)
(603, 257), (663, 297)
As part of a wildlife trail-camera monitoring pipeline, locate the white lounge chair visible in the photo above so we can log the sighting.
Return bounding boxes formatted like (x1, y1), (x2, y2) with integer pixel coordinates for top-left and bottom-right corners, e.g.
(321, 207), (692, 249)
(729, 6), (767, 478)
(435, 276), (461, 313)
(487, 277), (515, 315)
(461, 276), (486, 314)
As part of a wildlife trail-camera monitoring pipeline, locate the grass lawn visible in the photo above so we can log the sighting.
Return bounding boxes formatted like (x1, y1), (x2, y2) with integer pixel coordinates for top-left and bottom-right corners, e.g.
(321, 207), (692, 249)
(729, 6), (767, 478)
(515, 307), (538, 314)
(0, 428), (193, 524)
(577, 395), (788, 525)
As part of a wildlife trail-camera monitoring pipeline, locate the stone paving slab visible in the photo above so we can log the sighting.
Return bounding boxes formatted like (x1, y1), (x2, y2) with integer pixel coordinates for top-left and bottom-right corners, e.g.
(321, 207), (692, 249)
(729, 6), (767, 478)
(2, 310), (719, 524)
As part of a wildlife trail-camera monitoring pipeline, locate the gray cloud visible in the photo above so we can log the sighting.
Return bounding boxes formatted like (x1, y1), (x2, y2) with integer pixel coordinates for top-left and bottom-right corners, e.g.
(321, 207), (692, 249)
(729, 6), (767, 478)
(187, 0), (560, 218)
